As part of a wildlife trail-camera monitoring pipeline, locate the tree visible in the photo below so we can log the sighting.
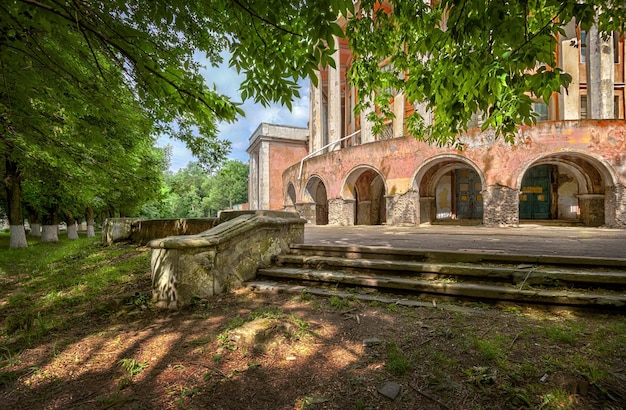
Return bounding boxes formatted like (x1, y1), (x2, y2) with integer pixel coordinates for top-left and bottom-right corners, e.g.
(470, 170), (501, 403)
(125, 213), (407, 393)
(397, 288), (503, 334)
(347, 0), (625, 146)
(140, 160), (249, 219)
(205, 160), (249, 213)
(1, 0), (353, 248)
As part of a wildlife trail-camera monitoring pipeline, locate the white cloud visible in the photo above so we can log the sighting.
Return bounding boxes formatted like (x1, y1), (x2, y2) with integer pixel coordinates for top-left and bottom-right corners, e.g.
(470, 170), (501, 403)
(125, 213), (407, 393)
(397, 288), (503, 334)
(160, 53), (310, 172)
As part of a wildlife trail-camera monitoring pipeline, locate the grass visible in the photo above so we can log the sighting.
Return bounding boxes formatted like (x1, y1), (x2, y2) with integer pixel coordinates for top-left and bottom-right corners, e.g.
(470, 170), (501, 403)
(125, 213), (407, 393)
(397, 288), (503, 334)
(471, 334), (507, 364)
(384, 341), (411, 376)
(0, 232), (150, 349)
(1, 231), (625, 409)
(543, 322), (585, 345)
(118, 358), (148, 377)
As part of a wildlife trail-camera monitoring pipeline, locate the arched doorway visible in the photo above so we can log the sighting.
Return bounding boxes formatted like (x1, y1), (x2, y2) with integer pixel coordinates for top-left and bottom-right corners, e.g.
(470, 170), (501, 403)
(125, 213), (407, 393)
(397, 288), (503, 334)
(518, 154), (613, 226)
(305, 176), (328, 225)
(414, 157), (485, 224)
(343, 167), (387, 225)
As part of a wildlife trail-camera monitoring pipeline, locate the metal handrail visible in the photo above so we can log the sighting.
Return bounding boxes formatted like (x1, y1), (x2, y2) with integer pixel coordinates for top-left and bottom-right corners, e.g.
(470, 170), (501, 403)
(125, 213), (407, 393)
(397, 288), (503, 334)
(298, 130), (361, 180)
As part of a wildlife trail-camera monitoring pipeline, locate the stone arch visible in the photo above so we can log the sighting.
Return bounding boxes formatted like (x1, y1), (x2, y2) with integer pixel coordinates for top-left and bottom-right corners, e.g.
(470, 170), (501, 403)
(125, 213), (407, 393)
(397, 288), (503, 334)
(304, 175), (329, 225)
(517, 151), (618, 226)
(412, 155), (486, 224)
(342, 165), (387, 225)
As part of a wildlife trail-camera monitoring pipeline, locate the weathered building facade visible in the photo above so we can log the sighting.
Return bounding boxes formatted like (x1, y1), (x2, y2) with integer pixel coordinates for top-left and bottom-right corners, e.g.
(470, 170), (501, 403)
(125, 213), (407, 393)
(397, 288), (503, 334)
(247, 123), (308, 212)
(249, 24), (626, 228)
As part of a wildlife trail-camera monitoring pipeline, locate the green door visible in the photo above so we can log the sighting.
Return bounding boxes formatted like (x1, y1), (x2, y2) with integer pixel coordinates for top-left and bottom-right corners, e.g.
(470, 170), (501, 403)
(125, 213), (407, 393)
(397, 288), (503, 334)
(455, 169), (483, 219)
(520, 165), (551, 219)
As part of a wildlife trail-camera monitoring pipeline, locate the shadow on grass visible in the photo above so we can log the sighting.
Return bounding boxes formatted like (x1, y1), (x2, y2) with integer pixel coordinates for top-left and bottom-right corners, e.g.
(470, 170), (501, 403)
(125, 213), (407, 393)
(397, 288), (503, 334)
(0, 232), (625, 409)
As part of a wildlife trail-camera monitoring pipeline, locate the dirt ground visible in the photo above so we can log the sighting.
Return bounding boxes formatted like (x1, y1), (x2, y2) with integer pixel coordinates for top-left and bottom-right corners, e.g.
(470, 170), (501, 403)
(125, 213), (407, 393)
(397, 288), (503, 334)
(1, 272), (625, 410)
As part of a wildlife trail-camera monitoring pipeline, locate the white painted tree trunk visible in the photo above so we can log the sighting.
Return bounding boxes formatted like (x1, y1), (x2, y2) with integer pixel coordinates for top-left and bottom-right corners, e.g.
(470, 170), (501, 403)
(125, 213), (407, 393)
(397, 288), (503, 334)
(30, 223), (42, 237)
(87, 225), (95, 237)
(67, 223), (79, 240)
(9, 225), (28, 249)
(41, 225), (59, 243)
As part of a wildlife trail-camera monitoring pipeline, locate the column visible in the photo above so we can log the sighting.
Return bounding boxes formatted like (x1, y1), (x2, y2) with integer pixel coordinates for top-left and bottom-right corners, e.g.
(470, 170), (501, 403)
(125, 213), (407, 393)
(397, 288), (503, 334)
(393, 93), (406, 138)
(587, 25), (615, 119)
(328, 198), (355, 226)
(482, 185), (519, 227)
(309, 72), (324, 154)
(386, 191), (420, 225)
(327, 38), (342, 151)
(578, 194), (605, 227)
(248, 151), (259, 210)
(419, 196), (436, 224)
(360, 94), (375, 143)
(259, 142), (271, 210)
(559, 38), (580, 120)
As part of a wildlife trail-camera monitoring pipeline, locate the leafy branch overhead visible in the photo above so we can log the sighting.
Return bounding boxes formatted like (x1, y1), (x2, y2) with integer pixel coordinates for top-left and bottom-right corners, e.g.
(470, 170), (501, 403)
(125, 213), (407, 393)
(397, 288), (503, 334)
(1, 0), (355, 167)
(347, 0), (625, 146)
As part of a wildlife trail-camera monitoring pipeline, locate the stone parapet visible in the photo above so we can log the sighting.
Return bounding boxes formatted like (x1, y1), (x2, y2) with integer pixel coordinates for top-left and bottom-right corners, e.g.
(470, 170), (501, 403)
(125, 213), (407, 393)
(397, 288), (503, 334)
(148, 211), (305, 309)
(102, 217), (218, 246)
(102, 218), (142, 245)
(130, 218), (218, 245)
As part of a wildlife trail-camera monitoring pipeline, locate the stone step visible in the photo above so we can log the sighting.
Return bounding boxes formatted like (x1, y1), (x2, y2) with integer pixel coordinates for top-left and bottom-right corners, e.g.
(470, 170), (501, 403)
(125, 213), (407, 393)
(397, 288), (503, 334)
(289, 244), (626, 268)
(255, 267), (626, 308)
(274, 254), (626, 288)
(245, 281), (476, 313)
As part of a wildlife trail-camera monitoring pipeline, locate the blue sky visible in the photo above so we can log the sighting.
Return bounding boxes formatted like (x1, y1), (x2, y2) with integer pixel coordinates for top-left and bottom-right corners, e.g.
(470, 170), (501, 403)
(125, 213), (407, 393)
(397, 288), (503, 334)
(157, 53), (310, 172)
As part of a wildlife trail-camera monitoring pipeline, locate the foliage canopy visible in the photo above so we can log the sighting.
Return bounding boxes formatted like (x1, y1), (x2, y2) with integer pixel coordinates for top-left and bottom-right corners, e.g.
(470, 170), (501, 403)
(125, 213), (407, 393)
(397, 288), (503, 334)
(347, 0), (625, 145)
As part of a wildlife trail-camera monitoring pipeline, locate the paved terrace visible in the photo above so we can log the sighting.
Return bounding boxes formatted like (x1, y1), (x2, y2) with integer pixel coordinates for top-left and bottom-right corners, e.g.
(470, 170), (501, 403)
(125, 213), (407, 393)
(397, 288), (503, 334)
(303, 224), (626, 260)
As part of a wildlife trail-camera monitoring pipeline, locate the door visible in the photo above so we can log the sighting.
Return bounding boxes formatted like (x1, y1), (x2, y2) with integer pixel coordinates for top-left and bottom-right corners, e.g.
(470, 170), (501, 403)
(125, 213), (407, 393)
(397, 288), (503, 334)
(455, 169), (483, 219)
(520, 165), (551, 219)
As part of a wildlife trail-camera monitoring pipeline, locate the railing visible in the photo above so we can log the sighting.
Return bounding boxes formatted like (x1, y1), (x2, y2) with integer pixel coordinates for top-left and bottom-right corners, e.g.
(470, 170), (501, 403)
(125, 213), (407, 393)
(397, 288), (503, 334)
(298, 130), (361, 180)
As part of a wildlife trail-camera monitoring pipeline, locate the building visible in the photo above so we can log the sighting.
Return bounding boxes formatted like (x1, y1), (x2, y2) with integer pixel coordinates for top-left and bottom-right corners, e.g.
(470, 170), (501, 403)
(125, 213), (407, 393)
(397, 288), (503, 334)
(247, 123), (308, 212)
(247, 21), (626, 228)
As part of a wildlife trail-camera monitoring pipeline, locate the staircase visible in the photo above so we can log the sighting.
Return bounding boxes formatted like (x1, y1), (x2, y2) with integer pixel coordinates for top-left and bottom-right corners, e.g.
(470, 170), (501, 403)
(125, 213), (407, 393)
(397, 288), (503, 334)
(246, 244), (626, 310)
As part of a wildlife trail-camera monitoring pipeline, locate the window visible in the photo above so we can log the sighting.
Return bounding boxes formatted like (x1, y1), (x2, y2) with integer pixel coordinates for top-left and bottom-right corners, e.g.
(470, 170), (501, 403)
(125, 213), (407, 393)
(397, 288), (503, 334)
(533, 101), (549, 122)
(580, 95), (621, 119)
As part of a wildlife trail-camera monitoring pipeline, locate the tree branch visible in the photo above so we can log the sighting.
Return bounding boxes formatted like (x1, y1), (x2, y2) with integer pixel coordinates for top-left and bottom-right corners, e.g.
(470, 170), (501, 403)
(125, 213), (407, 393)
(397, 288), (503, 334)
(230, 0), (301, 37)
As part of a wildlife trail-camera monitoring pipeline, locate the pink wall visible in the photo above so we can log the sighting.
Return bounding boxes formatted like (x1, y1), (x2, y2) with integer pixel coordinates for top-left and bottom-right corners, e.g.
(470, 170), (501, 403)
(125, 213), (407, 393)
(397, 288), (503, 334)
(285, 120), (626, 202)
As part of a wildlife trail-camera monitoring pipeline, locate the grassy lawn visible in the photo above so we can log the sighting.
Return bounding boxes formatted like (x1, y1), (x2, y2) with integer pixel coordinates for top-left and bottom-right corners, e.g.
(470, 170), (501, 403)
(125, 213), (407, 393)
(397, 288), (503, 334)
(0, 231), (151, 356)
(0, 231), (625, 409)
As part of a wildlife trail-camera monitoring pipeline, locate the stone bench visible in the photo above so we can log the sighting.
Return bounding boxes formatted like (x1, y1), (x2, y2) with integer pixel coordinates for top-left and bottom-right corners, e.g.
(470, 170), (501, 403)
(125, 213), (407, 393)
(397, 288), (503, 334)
(148, 211), (305, 308)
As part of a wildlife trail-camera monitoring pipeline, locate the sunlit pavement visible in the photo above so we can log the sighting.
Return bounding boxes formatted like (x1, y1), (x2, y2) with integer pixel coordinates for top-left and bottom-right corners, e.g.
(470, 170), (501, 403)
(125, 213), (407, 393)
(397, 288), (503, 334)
(303, 224), (626, 259)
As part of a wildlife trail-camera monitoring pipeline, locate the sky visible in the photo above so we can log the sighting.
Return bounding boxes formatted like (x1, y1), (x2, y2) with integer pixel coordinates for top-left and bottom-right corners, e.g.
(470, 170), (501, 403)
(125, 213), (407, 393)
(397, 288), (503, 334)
(157, 53), (310, 172)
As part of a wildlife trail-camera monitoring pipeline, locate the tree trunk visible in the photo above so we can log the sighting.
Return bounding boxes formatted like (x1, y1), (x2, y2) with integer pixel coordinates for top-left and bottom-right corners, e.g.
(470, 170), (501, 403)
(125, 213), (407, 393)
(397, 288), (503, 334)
(26, 206), (41, 237)
(86, 206), (95, 238)
(65, 211), (79, 240)
(3, 156), (27, 249)
(29, 223), (41, 237)
(41, 205), (59, 243)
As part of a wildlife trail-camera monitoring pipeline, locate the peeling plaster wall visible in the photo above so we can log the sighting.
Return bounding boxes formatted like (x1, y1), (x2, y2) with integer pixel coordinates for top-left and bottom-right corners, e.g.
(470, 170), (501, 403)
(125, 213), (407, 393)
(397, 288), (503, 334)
(281, 121), (626, 227)
(269, 143), (308, 210)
